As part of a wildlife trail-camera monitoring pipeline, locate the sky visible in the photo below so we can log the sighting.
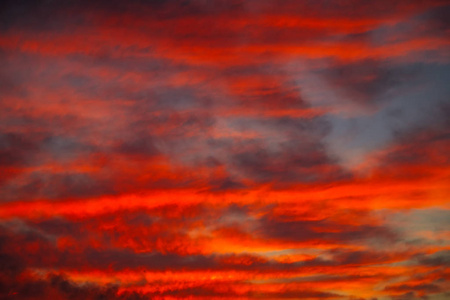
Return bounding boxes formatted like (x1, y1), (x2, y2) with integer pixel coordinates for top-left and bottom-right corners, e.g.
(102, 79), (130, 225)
(0, 0), (449, 299)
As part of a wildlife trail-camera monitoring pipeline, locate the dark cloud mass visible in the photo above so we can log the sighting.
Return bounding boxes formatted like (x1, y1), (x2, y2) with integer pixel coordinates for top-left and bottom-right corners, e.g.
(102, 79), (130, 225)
(0, 0), (449, 299)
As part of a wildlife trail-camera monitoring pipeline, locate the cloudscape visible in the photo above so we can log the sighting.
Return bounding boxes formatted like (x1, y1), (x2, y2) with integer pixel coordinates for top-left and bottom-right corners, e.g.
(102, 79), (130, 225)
(0, 0), (449, 299)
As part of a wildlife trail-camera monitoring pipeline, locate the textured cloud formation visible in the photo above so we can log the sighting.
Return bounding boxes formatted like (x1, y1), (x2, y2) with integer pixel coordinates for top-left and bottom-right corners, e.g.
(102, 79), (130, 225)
(1, 0), (449, 299)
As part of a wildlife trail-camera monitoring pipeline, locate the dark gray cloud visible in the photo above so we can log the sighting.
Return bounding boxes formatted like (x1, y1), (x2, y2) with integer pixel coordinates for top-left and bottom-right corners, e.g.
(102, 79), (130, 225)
(318, 59), (417, 105)
(0, 171), (118, 202)
(322, 62), (450, 168)
(0, 268), (145, 300)
(256, 215), (396, 245)
(0, 132), (39, 168)
(33, 217), (83, 237)
(384, 283), (442, 294)
(415, 250), (450, 267)
(113, 136), (160, 159)
(147, 284), (344, 299)
(208, 176), (247, 192)
(221, 116), (350, 184)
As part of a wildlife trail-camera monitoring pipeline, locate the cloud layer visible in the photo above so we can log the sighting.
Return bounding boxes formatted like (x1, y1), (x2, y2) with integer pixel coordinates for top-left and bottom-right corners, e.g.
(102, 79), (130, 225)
(1, 0), (449, 299)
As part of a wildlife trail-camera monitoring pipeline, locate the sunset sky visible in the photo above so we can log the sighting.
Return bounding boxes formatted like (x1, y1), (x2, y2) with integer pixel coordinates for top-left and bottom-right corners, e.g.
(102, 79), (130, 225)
(0, 0), (449, 299)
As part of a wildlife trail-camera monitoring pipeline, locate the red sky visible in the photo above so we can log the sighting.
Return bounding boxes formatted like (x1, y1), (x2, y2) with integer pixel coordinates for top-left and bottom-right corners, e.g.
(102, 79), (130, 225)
(0, 1), (449, 299)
